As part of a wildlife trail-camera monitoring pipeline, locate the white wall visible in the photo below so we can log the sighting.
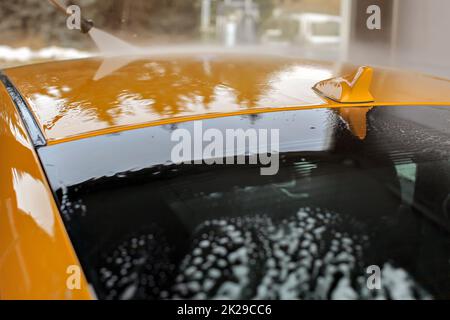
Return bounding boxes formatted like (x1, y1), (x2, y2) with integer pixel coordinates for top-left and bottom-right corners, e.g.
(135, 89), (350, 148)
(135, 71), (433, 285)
(393, 0), (450, 77)
(345, 0), (450, 78)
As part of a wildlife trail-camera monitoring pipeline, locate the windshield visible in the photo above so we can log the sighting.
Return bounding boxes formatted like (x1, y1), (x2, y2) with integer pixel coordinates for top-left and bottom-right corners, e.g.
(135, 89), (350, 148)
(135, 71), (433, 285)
(38, 106), (450, 299)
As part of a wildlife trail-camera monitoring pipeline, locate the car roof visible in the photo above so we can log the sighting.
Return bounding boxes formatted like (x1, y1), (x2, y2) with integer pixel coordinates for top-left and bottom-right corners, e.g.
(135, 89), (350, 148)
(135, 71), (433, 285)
(4, 52), (450, 145)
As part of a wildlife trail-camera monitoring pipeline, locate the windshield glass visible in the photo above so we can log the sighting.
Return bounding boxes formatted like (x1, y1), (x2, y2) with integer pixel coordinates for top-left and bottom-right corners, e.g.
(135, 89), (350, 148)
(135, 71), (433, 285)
(38, 106), (450, 299)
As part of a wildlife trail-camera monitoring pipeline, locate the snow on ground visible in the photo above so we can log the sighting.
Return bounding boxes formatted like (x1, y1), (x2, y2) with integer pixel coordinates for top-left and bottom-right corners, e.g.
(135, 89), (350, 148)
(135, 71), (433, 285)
(0, 45), (92, 66)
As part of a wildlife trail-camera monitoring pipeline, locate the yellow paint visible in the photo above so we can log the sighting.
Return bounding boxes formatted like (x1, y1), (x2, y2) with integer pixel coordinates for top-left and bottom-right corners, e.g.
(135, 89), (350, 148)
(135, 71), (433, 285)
(337, 107), (373, 140)
(2, 53), (450, 299)
(4, 54), (450, 145)
(0, 82), (92, 300)
(313, 66), (374, 103)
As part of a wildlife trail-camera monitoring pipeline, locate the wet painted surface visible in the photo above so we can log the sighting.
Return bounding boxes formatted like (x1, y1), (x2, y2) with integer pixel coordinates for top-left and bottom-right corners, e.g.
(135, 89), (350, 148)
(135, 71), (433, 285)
(5, 53), (450, 144)
(38, 106), (450, 299)
(0, 81), (91, 299)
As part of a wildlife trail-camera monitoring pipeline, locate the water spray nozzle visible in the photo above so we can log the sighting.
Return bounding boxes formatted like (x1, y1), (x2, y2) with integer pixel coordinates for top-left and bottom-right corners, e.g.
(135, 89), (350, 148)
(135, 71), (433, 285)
(48, 0), (94, 34)
(80, 19), (94, 34)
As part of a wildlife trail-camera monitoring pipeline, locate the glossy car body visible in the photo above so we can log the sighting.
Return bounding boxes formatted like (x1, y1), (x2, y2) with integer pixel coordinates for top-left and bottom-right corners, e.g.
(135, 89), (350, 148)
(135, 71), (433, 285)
(1, 53), (450, 299)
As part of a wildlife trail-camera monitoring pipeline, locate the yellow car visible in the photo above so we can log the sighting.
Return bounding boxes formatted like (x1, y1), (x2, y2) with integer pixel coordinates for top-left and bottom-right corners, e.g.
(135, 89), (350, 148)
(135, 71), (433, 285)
(1, 53), (449, 299)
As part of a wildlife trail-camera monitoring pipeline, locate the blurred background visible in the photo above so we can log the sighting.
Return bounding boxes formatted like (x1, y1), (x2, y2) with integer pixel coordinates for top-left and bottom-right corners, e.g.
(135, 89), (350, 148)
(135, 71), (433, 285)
(1, 0), (449, 78)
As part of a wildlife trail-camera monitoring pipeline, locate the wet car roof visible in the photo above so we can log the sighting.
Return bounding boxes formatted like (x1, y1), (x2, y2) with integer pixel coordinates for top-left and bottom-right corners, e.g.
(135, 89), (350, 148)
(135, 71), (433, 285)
(4, 53), (450, 144)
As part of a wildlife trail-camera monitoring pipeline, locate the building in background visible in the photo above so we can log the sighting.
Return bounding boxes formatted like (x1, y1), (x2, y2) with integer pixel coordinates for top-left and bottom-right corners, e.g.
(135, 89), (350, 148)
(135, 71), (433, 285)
(341, 0), (450, 77)
(200, 0), (261, 46)
(1, 0), (450, 78)
(200, 0), (340, 46)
